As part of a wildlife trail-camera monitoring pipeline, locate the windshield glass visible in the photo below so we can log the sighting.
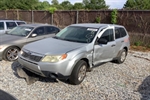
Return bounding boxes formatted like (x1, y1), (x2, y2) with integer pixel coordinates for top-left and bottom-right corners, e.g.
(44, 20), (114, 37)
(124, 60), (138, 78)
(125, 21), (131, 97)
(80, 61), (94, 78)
(55, 26), (98, 43)
(7, 26), (34, 37)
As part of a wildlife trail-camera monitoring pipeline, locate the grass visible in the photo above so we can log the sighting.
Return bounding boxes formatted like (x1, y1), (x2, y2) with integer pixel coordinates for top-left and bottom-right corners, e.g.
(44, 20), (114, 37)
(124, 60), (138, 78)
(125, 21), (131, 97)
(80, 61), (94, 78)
(130, 45), (150, 52)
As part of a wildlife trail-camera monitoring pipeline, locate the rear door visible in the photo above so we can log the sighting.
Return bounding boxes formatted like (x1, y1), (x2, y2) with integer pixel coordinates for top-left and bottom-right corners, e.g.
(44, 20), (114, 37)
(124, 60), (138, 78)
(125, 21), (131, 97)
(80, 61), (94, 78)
(114, 27), (128, 57)
(6, 21), (17, 31)
(93, 26), (116, 65)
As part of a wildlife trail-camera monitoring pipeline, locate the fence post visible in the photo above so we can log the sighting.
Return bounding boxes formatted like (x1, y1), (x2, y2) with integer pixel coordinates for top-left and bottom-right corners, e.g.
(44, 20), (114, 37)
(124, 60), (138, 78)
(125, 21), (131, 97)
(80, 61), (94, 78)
(51, 13), (53, 25)
(76, 10), (79, 24)
(5, 10), (7, 19)
(31, 10), (34, 23)
(17, 9), (19, 20)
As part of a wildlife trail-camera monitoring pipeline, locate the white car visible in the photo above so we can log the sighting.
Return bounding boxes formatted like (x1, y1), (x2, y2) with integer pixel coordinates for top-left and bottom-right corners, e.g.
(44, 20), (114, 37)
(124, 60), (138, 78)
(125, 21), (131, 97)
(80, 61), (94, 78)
(0, 19), (26, 34)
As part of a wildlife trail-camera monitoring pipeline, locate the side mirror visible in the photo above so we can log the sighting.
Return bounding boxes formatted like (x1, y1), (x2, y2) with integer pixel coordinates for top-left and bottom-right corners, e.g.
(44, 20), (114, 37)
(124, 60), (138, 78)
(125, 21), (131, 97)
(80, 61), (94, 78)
(31, 33), (37, 37)
(98, 38), (108, 44)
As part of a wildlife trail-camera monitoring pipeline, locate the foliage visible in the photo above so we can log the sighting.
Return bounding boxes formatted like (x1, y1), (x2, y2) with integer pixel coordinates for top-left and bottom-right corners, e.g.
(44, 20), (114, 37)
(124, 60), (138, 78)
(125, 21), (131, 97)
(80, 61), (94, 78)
(111, 9), (118, 24)
(51, 0), (59, 5)
(0, 0), (110, 10)
(95, 16), (101, 23)
(36, 1), (50, 10)
(83, 0), (109, 10)
(134, 41), (143, 46)
(60, 1), (73, 10)
(73, 3), (84, 10)
(124, 0), (150, 10)
(0, 0), (39, 10)
(47, 7), (57, 14)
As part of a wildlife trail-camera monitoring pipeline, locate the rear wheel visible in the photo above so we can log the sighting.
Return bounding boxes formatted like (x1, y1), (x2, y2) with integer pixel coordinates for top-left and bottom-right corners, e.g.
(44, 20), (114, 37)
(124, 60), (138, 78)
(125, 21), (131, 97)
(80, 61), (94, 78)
(69, 60), (87, 85)
(3, 47), (20, 61)
(116, 49), (127, 64)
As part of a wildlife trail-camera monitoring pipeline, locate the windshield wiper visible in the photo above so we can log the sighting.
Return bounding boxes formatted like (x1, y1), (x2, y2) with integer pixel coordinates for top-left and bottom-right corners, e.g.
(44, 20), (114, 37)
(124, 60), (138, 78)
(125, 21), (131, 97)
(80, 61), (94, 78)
(64, 38), (84, 43)
(63, 38), (75, 42)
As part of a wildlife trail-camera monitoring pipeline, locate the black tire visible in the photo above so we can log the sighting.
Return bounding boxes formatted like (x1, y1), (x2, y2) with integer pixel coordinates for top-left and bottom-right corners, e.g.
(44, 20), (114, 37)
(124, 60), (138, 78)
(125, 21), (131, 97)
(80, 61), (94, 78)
(69, 60), (87, 85)
(116, 49), (127, 64)
(3, 46), (20, 61)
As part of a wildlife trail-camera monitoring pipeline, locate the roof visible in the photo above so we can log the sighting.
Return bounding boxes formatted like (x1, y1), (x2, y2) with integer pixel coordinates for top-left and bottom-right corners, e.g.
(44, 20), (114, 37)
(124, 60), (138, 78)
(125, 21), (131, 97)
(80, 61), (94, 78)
(70, 23), (124, 28)
(0, 19), (25, 22)
(20, 23), (55, 27)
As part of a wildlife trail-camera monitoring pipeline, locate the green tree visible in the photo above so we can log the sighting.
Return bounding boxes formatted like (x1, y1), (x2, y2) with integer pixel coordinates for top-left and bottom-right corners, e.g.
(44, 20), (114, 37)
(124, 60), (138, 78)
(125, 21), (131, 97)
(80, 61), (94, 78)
(36, 1), (50, 10)
(124, 0), (150, 10)
(83, 0), (109, 10)
(50, 0), (63, 10)
(60, 1), (73, 10)
(0, 0), (39, 10)
(51, 0), (59, 5)
(72, 3), (84, 10)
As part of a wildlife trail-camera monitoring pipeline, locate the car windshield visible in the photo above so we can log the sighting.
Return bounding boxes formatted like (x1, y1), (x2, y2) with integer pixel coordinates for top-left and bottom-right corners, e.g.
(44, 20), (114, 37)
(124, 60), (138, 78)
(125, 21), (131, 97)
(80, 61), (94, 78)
(55, 26), (98, 43)
(7, 26), (34, 37)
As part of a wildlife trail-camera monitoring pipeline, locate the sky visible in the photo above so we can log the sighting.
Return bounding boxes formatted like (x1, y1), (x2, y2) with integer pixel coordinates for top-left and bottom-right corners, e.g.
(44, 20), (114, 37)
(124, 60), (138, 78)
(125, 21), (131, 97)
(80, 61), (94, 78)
(40, 0), (127, 9)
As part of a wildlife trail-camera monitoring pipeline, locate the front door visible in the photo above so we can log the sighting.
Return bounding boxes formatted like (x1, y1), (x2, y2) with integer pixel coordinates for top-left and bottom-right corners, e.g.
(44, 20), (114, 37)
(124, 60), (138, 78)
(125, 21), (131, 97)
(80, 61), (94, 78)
(93, 26), (116, 65)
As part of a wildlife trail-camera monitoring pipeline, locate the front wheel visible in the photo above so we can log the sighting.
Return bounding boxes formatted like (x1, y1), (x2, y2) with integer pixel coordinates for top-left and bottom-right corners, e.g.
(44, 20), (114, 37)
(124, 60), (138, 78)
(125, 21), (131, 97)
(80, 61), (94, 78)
(69, 60), (87, 85)
(3, 47), (20, 61)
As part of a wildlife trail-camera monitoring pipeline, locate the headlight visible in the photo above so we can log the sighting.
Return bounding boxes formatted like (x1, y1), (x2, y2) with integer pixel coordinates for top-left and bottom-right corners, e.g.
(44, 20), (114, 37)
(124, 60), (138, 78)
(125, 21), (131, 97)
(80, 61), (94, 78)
(20, 50), (23, 55)
(42, 54), (67, 63)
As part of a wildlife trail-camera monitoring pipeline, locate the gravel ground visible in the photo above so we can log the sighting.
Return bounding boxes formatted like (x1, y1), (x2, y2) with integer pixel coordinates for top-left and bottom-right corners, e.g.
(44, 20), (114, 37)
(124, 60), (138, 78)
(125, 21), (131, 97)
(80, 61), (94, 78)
(0, 50), (150, 100)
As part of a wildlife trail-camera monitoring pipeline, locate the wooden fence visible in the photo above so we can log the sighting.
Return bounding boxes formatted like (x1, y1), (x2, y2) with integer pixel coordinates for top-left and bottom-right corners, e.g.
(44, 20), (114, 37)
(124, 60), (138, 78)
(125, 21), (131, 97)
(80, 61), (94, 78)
(0, 10), (150, 46)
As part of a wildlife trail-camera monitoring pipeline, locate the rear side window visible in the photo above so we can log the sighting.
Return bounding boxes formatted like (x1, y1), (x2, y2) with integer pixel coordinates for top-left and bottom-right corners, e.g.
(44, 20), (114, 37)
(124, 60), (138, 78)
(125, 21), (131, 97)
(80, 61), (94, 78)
(6, 22), (17, 29)
(120, 28), (127, 37)
(0, 22), (4, 30)
(46, 26), (60, 34)
(100, 29), (114, 42)
(115, 27), (127, 39)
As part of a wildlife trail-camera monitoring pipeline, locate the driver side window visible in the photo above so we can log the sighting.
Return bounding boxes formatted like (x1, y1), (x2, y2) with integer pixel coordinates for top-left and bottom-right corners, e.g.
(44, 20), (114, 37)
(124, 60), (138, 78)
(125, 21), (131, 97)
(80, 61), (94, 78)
(32, 27), (45, 36)
(100, 29), (114, 42)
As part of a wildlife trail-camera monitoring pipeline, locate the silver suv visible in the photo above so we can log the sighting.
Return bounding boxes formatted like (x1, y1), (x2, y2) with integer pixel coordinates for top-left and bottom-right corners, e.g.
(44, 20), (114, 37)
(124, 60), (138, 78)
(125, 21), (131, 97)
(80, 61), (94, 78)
(18, 23), (130, 85)
(0, 19), (26, 34)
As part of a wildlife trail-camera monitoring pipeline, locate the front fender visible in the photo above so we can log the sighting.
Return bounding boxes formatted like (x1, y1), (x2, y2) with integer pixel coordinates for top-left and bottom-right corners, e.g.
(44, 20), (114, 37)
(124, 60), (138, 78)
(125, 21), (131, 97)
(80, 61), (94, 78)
(65, 52), (92, 75)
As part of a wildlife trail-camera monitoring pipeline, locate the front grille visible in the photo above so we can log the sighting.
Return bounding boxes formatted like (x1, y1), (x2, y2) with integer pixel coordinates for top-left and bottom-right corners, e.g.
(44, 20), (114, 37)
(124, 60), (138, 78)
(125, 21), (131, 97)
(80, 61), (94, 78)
(22, 50), (43, 62)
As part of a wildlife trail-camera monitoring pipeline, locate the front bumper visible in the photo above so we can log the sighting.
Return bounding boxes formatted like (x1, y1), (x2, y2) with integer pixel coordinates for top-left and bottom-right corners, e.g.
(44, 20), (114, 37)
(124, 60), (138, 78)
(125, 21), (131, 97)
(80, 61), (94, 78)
(18, 56), (72, 79)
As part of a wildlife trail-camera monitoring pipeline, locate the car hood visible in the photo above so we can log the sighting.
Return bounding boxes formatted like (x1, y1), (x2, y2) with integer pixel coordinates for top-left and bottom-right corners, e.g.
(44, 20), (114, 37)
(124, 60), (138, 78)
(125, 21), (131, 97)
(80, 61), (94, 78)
(0, 34), (24, 44)
(24, 38), (88, 55)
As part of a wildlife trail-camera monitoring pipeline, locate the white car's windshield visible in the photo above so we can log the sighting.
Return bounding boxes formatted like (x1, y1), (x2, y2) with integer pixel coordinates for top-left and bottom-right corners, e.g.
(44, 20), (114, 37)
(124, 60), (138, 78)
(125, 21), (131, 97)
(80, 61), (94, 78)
(55, 26), (98, 43)
(7, 26), (34, 37)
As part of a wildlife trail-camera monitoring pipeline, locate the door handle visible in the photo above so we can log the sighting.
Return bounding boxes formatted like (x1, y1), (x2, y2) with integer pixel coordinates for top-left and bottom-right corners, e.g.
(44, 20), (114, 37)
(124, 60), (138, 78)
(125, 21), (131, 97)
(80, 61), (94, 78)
(111, 44), (116, 47)
(121, 41), (124, 43)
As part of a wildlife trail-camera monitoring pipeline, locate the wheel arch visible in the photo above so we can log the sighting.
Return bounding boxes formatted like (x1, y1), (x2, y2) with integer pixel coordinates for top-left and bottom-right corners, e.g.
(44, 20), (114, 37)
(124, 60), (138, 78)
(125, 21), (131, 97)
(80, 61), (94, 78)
(80, 58), (90, 70)
(123, 46), (128, 53)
